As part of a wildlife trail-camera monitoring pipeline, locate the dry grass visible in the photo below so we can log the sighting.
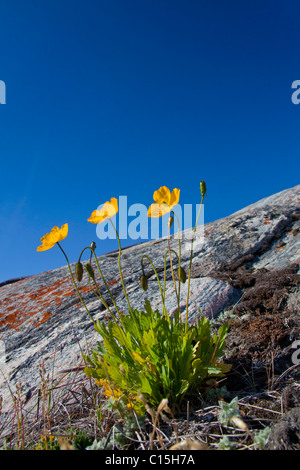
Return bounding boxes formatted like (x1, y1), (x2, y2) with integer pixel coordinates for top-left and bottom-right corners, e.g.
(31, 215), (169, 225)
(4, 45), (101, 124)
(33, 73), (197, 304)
(1, 275), (299, 450)
(1, 356), (299, 450)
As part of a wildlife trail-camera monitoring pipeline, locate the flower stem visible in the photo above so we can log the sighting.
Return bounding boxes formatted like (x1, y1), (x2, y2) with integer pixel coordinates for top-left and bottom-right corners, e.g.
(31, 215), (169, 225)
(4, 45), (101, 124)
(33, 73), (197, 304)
(163, 248), (180, 322)
(89, 247), (123, 319)
(185, 194), (204, 331)
(141, 254), (166, 315)
(62, 244), (129, 348)
(86, 266), (120, 325)
(76, 245), (124, 325)
(167, 222), (180, 313)
(109, 219), (132, 314)
(173, 212), (182, 314)
(57, 242), (96, 326)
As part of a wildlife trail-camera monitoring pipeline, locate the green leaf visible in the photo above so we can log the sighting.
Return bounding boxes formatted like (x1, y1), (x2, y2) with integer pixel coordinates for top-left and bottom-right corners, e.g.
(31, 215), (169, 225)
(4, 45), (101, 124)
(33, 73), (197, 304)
(83, 303), (230, 415)
(177, 379), (190, 396)
(207, 366), (224, 375)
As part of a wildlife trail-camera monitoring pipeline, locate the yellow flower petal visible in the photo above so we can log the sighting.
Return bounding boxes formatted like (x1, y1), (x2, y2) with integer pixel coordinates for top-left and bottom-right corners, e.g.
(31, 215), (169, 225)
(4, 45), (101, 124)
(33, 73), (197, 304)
(88, 197), (118, 224)
(37, 224), (68, 252)
(153, 186), (171, 205)
(110, 197), (118, 213)
(87, 209), (100, 224)
(169, 188), (180, 207)
(36, 242), (56, 252)
(147, 203), (171, 218)
(148, 187), (180, 218)
(40, 228), (58, 245)
(58, 223), (68, 241)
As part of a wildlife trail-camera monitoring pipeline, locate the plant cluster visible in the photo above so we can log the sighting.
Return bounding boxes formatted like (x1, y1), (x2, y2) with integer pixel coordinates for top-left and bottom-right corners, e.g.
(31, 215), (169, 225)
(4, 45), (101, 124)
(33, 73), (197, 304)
(36, 182), (230, 416)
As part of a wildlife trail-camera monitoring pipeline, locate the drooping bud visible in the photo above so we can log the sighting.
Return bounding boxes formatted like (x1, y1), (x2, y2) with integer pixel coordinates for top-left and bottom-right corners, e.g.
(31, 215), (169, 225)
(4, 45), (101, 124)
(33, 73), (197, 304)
(85, 263), (95, 280)
(90, 241), (96, 251)
(177, 267), (187, 283)
(168, 216), (174, 229)
(140, 274), (148, 291)
(200, 181), (206, 197)
(75, 262), (84, 282)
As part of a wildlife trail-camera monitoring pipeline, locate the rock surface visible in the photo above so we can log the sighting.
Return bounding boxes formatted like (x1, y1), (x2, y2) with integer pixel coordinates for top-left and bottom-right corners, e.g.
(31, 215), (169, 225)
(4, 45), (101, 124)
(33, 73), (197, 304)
(0, 184), (299, 439)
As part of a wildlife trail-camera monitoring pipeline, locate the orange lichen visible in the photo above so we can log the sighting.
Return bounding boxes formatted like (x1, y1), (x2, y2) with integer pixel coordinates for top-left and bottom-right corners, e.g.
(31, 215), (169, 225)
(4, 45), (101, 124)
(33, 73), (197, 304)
(0, 277), (83, 331)
(0, 312), (28, 330)
(80, 285), (91, 293)
(33, 311), (52, 327)
(5, 306), (16, 312)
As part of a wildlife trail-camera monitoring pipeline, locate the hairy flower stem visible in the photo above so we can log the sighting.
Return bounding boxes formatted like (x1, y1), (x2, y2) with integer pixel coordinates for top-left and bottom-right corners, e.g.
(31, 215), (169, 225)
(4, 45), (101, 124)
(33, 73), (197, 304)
(109, 219), (132, 314)
(163, 248), (180, 322)
(89, 247), (125, 323)
(185, 194), (204, 332)
(77, 246), (123, 325)
(57, 242), (96, 326)
(141, 255), (166, 316)
(86, 270), (119, 326)
(173, 212), (182, 317)
(167, 223), (180, 313)
(78, 248), (133, 355)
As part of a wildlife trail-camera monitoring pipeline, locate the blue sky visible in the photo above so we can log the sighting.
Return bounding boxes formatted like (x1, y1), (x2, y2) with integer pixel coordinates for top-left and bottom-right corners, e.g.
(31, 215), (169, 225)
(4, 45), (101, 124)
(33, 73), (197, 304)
(0, 0), (299, 282)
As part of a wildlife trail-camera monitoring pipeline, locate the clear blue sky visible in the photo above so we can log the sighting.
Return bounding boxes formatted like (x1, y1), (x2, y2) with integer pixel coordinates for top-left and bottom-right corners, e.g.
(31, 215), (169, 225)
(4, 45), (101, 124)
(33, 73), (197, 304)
(0, 0), (299, 282)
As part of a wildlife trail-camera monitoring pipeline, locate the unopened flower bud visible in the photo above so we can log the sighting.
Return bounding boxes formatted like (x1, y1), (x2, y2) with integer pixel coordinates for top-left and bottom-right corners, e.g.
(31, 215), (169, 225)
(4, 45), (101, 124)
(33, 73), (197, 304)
(75, 262), (84, 282)
(200, 181), (206, 197)
(168, 216), (174, 228)
(85, 263), (95, 279)
(177, 267), (187, 283)
(90, 241), (96, 251)
(140, 274), (148, 291)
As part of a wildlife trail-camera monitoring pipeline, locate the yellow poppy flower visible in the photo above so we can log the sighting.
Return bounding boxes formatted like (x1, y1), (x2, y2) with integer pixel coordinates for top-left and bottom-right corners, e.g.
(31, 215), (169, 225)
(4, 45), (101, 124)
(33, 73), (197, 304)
(96, 379), (123, 400)
(148, 186), (180, 217)
(88, 197), (118, 224)
(37, 223), (68, 252)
